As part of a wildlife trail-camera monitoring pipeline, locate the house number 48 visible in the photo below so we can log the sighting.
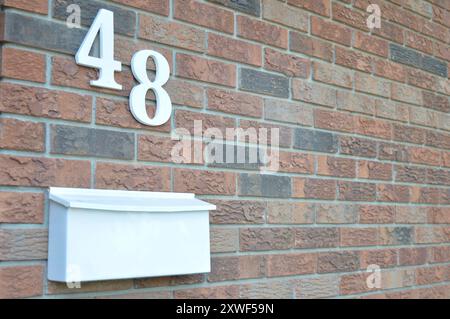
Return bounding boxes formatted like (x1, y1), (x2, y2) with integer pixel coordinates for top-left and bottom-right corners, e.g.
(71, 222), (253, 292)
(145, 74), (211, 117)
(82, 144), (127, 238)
(76, 9), (172, 126)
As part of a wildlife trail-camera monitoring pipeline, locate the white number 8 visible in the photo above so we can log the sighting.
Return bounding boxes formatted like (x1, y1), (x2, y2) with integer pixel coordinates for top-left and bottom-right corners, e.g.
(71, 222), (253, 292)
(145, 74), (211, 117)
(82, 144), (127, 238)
(130, 50), (172, 126)
(75, 9), (172, 126)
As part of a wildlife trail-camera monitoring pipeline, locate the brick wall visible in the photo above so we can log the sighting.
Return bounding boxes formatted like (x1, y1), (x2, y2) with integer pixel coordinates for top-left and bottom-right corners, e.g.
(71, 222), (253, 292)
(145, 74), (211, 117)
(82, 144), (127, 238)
(0, 0), (450, 299)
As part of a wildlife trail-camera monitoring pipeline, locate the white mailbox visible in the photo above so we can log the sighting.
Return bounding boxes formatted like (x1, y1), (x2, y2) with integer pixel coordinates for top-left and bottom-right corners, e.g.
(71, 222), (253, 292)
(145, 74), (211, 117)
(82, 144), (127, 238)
(47, 187), (215, 283)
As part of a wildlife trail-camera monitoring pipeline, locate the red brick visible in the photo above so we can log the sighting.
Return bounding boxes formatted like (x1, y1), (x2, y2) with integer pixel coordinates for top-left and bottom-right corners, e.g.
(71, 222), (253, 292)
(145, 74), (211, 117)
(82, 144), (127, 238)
(262, 0), (308, 32)
(314, 109), (354, 133)
(318, 251), (360, 273)
(339, 273), (371, 295)
(96, 98), (170, 133)
(374, 59), (407, 82)
(210, 228), (238, 253)
(95, 162), (170, 192)
(0, 192), (44, 224)
(416, 265), (450, 285)
(335, 47), (373, 73)
(139, 274), (200, 291)
(332, 2), (369, 31)
(52, 57), (134, 97)
(166, 79), (205, 108)
(408, 146), (441, 166)
(316, 204), (358, 224)
(292, 80), (337, 108)
(0, 118), (45, 152)
(278, 152), (314, 174)
(358, 161), (392, 181)
(391, 83), (423, 105)
(359, 205), (396, 224)
(240, 227), (294, 251)
(209, 200), (265, 224)
(0, 229), (47, 261)
(238, 120), (292, 147)
(399, 247), (428, 266)
(1, 47), (46, 83)
(410, 186), (442, 204)
(378, 142), (409, 162)
(209, 256), (265, 282)
(290, 31), (333, 62)
(427, 207), (450, 224)
(355, 116), (392, 140)
(405, 31), (434, 55)
(375, 100), (409, 122)
(293, 178), (336, 200)
(138, 135), (199, 164)
(311, 16), (352, 46)
(115, 38), (173, 71)
(264, 48), (310, 78)
(434, 41), (450, 62)
(0, 155), (90, 188)
(360, 249), (398, 268)
(175, 109), (236, 138)
(317, 156), (356, 178)
(111, 0), (169, 16)
(313, 62), (353, 89)
(430, 246), (450, 263)
(336, 91), (376, 115)
(372, 20), (405, 44)
(47, 279), (133, 295)
(174, 169), (236, 195)
(294, 228), (339, 249)
(377, 184), (410, 203)
(407, 68), (439, 91)
(3, 0), (47, 14)
(339, 181), (377, 201)
(354, 31), (389, 57)
(393, 124), (426, 144)
(176, 53), (236, 87)
(208, 33), (261, 66)
(0, 265), (43, 298)
(355, 72), (391, 98)
(174, 0), (234, 34)
(207, 88), (263, 118)
(267, 202), (315, 224)
(287, 0), (330, 16)
(174, 285), (239, 299)
(0, 82), (92, 123)
(432, 4), (450, 28)
(139, 13), (205, 52)
(267, 253), (316, 277)
(237, 15), (288, 49)
(340, 228), (378, 247)
(340, 136), (377, 158)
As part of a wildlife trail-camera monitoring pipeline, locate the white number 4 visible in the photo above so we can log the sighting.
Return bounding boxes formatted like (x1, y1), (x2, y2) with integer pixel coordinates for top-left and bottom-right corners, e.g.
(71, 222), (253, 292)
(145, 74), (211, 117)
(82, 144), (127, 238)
(76, 9), (172, 126)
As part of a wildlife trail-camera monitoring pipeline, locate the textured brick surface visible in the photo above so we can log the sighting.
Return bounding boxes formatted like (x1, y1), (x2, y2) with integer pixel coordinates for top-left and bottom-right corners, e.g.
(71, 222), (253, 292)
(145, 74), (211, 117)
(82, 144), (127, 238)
(1, 0), (449, 300)
(51, 125), (134, 160)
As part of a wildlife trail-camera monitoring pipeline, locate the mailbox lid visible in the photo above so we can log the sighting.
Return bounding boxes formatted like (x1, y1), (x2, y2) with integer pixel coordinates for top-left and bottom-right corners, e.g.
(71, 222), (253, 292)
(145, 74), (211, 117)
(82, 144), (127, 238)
(49, 187), (216, 212)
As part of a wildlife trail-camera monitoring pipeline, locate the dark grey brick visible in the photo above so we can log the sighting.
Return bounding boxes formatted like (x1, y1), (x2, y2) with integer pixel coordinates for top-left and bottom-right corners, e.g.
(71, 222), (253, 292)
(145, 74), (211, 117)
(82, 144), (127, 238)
(51, 125), (134, 160)
(4, 12), (86, 54)
(53, 0), (136, 36)
(240, 68), (289, 98)
(390, 43), (448, 77)
(239, 174), (291, 198)
(207, 142), (266, 170)
(390, 44), (422, 68)
(294, 128), (338, 153)
(422, 55), (448, 77)
(392, 227), (413, 245)
(207, 0), (261, 16)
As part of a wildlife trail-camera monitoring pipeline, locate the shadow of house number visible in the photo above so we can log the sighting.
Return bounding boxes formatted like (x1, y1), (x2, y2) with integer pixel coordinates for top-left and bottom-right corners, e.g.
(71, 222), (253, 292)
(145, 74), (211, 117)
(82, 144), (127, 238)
(75, 9), (172, 126)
